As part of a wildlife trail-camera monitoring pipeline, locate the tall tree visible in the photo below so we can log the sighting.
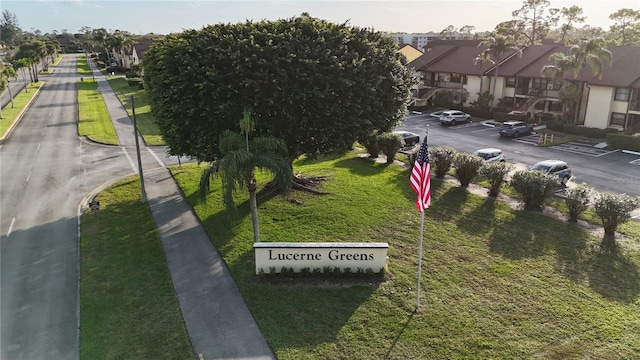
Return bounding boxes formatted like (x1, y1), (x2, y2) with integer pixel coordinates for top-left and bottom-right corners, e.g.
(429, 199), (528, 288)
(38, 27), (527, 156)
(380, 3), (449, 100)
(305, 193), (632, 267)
(493, 20), (525, 44)
(439, 25), (457, 40)
(556, 5), (586, 44)
(511, 0), (560, 45)
(12, 58), (30, 91)
(608, 8), (640, 46)
(0, 10), (21, 47)
(459, 25), (476, 40)
(199, 110), (291, 243)
(13, 41), (45, 82)
(0, 62), (18, 118)
(477, 35), (521, 111)
(143, 15), (414, 171)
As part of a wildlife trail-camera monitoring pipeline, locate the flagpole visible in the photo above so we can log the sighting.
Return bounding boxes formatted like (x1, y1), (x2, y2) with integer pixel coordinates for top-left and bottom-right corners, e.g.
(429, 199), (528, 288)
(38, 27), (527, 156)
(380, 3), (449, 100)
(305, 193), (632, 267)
(416, 209), (425, 310)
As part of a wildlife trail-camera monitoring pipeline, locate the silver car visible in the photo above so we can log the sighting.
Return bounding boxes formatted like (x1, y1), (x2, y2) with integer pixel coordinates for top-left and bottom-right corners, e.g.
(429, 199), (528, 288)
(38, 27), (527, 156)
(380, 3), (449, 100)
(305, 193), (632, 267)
(440, 110), (471, 126)
(473, 148), (505, 162)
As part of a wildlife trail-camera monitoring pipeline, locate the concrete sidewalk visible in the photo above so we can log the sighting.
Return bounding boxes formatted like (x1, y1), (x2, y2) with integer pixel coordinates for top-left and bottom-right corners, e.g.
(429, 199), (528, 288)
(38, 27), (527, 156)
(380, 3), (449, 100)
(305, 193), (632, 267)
(90, 58), (275, 359)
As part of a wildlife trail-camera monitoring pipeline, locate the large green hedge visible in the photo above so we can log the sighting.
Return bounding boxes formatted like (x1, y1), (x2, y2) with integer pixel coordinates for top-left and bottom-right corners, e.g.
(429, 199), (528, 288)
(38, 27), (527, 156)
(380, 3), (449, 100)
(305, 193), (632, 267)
(606, 133), (640, 151)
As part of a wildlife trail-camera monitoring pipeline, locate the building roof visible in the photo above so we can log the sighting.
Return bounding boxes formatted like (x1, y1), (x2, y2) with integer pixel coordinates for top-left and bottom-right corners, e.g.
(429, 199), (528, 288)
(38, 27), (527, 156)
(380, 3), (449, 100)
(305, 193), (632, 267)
(398, 44), (423, 63)
(132, 38), (157, 59)
(497, 44), (563, 78)
(410, 41), (640, 88)
(407, 45), (457, 71)
(425, 46), (489, 76)
(582, 46), (640, 87)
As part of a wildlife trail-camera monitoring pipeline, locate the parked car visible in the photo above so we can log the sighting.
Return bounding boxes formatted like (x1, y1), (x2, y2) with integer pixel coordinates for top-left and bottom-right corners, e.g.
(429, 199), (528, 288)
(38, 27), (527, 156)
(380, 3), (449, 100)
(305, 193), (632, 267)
(498, 121), (534, 138)
(439, 110), (471, 125)
(529, 160), (572, 185)
(393, 131), (420, 146)
(473, 148), (505, 162)
(428, 109), (450, 118)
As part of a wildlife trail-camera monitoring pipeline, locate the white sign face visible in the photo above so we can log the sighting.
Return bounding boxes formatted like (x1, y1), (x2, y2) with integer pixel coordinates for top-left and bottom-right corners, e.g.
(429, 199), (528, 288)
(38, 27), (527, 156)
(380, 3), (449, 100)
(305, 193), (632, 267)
(254, 242), (388, 274)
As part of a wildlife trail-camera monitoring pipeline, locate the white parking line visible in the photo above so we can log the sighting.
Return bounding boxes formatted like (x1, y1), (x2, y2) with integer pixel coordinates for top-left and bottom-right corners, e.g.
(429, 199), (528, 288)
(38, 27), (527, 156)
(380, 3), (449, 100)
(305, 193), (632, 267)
(594, 149), (620, 157)
(630, 158), (640, 165)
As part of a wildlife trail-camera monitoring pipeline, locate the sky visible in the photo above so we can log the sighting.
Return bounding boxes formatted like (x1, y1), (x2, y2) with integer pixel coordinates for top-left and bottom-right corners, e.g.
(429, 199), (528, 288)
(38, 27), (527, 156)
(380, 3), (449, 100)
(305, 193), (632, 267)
(4, 0), (639, 36)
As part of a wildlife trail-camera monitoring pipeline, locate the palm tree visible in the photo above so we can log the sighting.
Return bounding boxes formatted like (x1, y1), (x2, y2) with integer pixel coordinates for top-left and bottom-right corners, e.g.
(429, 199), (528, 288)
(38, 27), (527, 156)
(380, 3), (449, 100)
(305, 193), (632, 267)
(477, 35), (521, 111)
(12, 58), (30, 92)
(199, 109), (292, 243)
(541, 38), (612, 123)
(0, 62), (18, 118)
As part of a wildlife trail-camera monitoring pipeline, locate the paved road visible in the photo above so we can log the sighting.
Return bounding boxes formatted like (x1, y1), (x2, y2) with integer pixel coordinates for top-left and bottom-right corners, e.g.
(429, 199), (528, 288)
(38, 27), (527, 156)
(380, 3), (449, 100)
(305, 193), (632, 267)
(0, 56), (141, 360)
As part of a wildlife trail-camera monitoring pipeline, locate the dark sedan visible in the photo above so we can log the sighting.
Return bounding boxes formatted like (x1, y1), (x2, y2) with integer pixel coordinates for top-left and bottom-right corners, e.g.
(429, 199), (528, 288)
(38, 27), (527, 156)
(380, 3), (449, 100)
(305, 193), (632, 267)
(393, 131), (420, 146)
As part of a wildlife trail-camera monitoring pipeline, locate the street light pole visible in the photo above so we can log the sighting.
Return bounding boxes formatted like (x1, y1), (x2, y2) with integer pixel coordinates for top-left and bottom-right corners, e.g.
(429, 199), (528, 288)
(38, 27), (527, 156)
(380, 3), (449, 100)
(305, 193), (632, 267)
(131, 95), (147, 203)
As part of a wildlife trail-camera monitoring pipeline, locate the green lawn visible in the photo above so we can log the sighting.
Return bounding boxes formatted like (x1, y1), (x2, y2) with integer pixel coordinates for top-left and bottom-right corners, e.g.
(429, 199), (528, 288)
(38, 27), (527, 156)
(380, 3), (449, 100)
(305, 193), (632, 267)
(107, 76), (165, 145)
(77, 79), (119, 145)
(77, 56), (92, 76)
(0, 82), (43, 138)
(170, 153), (640, 359)
(80, 177), (193, 359)
(81, 149), (640, 359)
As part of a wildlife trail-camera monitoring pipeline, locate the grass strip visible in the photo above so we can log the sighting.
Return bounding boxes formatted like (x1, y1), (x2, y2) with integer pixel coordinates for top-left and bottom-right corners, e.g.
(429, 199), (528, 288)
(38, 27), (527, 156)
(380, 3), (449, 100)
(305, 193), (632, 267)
(79, 177), (193, 359)
(77, 79), (119, 145)
(107, 76), (165, 146)
(77, 56), (92, 76)
(0, 81), (43, 138)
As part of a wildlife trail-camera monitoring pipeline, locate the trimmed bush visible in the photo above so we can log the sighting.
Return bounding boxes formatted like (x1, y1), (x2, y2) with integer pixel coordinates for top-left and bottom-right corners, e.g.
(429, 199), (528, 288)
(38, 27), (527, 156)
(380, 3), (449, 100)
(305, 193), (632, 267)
(564, 184), (592, 222)
(429, 146), (457, 178)
(378, 133), (403, 164)
(606, 133), (640, 152)
(594, 192), (640, 238)
(359, 132), (380, 158)
(478, 161), (513, 197)
(510, 170), (560, 210)
(452, 153), (484, 187)
(127, 78), (142, 87)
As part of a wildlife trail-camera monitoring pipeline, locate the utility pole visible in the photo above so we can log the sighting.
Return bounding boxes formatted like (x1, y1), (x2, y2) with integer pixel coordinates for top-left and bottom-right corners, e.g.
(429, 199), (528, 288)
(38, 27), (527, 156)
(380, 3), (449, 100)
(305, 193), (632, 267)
(131, 95), (147, 203)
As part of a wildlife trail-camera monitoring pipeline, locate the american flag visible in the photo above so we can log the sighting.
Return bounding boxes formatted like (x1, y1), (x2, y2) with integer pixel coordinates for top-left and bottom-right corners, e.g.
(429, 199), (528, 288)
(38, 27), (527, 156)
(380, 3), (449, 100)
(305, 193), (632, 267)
(410, 139), (431, 212)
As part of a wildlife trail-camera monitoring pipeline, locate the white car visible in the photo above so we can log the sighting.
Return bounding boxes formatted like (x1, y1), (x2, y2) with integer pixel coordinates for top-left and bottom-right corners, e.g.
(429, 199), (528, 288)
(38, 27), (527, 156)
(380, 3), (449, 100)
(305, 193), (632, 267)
(473, 148), (505, 162)
(440, 110), (471, 125)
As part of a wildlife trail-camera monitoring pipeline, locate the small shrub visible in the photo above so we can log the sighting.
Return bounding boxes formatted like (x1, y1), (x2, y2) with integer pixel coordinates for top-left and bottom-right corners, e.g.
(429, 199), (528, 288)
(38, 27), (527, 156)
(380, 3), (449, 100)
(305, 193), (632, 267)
(510, 170), (560, 210)
(378, 132), (403, 163)
(301, 267), (311, 276)
(312, 267), (322, 275)
(452, 153), (484, 187)
(333, 266), (342, 275)
(429, 146), (457, 178)
(606, 133), (640, 152)
(343, 267), (352, 275)
(564, 184), (592, 222)
(478, 162), (513, 196)
(323, 266), (333, 275)
(269, 266), (277, 275)
(359, 132), (380, 158)
(127, 78), (142, 87)
(594, 192), (640, 238)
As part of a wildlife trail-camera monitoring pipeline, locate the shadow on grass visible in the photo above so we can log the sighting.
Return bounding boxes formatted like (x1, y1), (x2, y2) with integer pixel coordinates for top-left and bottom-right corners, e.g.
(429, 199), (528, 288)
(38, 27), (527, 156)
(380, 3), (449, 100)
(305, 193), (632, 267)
(586, 238), (640, 303)
(384, 309), (416, 359)
(489, 210), (587, 262)
(456, 197), (497, 236)
(332, 156), (389, 176)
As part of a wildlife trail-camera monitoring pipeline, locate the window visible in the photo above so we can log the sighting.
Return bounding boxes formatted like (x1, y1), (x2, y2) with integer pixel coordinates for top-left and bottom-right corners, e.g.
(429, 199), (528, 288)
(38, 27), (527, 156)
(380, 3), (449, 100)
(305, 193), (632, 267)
(450, 73), (462, 83)
(610, 113), (626, 127)
(548, 101), (563, 112)
(506, 77), (516, 87)
(531, 78), (548, 90)
(615, 88), (630, 101)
